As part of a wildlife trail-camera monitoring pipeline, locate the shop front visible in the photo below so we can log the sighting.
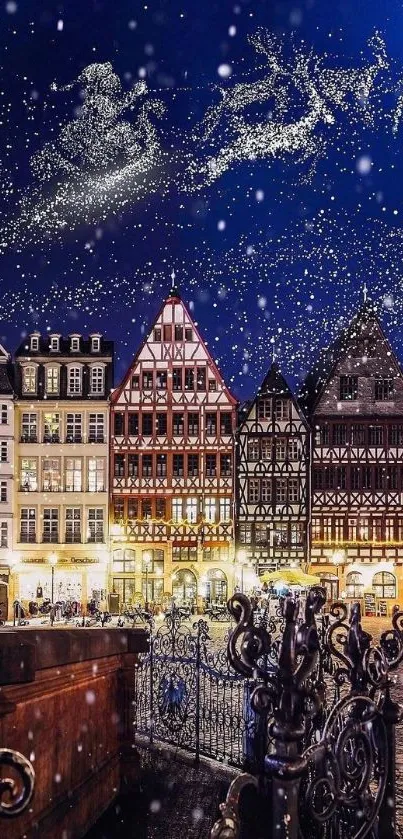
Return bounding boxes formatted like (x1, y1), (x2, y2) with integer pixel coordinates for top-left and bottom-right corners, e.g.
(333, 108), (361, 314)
(172, 568), (197, 607)
(11, 558), (107, 616)
(344, 563), (398, 617)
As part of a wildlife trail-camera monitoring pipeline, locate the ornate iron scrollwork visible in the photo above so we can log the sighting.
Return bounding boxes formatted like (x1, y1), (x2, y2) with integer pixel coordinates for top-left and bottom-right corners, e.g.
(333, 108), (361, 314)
(0, 748), (35, 817)
(210, 773), (258, 839)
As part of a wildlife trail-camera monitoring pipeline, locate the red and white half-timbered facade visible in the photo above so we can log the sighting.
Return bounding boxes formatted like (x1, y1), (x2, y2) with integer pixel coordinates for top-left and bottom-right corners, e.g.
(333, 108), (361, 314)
(302, 301), (403, 612)
(109, 289), (237, 609)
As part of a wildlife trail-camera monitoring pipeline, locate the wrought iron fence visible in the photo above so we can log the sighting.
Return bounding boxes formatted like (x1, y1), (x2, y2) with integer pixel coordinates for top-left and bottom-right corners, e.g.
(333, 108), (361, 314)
(211, 587), (403, 839)
(0, 748), (35, 818)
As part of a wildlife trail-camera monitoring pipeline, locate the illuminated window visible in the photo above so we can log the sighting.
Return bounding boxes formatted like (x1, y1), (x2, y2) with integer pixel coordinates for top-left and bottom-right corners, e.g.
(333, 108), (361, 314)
(22, 366), (37, 394)
(90, 366), (104, 394)
(46, 366), (59, 395)
(373, 571), (396, 599)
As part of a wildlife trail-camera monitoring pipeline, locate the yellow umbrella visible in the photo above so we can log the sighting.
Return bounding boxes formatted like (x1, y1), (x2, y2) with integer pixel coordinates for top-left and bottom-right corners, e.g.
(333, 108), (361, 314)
(259, 569), (321, 587)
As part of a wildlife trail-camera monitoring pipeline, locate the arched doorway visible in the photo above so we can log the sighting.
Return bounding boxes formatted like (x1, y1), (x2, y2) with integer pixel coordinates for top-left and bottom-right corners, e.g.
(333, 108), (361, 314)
(373, 571), (396, 599)
(0, 581), (8, 620)
(346, 571), (364, 599)
(317, 573), (339, 604)
(205, 569), (228, 605)
(172, 569), (197, 606)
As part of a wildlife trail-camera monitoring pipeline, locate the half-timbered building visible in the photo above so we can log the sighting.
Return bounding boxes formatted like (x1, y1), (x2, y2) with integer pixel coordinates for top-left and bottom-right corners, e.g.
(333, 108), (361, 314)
(301, 299), (403, 611)
(109, 288), (237, 610)
(236, 362), (310, 574)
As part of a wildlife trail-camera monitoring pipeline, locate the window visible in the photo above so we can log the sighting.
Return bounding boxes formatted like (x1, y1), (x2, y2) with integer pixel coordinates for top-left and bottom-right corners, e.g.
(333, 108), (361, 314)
(89, 413), (104, 443)
(44, 413), (60, 443)
(128, 500), (138, 520)
(156, 413), (167, 436)
(142, 371), (153, 389)
(156, 499), (166, 519)
(127, 454), (138, 478)
(208, 380), (217, 392)
(87, 509), (104, 542)
(142, 413), (153, 436)
(156, 370), (167, 389)
(313, 469), (323, 490)
(388, 466), (398, 490)
(369, 426), (383, 446)
(131, 375), (139, 389)
(172, 498), (182, 523)
(172, 368), (182, 391)
(274, 399), (289, 421)
(30, 335), (39, 351)
(163, 325), (172, 342)
(187, 454), (199, 477)
(43, 508), (58, 543)
(219, 498), (231, 522)
(66, 508), (81, 543)
(351, 466), (360, 490)
(142, 454), (153, 477)
(276, 439), (286, 460)
(334, 518), (344, 542)
(273, 523), (288, 547)
(373, 518), (382, 542)
(185, 327), (193, 341)
(114, 454), (125, 478)
(0, 522), (7, 547)
(389, 425), (403, 446)
(20, 508), (36, 543)
(288, 439), (300, 460)
(66, 413), (82, 443)
(91, 335), (101, 352)
(196, 367), (206, 391)
(346, 571), (364, 599)
(319, 425), (330, 445)
(220, 454), (231, 476)
(88, 458), (105, 491)
(220, 412), (232, 435)
(340, 375), (358, 401)
(112, 548), (136, 573)
(204, 498), (216, 523)
(206, 454), (216, 477)
(375, 378), (394, 401)
(276, 478), (287, 503)
(154, 328), (162, 341)
(0, 442), (7, 463)
(70, 336), (80, 351)
(42, 457), (61, 492)
(335, 467), (346, 489)
(333, 424), (347, 445)
(21, 413), (37, 442)
(0, 482), (7, 503)
(173, 546), (198, 562)
(0, 404), (7, 425)
(187, 413), (199, 435)
(90, 366), (104, 394)
(174, 325), (183, 341)
(248, 439), (259, 461)
(323, 518), (332, 542)
(311, 518), (321, 540)
(156, 454), (167, 477)
(351, 424), (366, 446)
(290, 523), (304, 546)
(248, 479), (259, 503)
(68, 366), (82, 395)
(20, 458), (37, 491)
(184, 369), (194, 390)
(239, 523), (252, 545)
(261, 479), (271, 503)
(186, 498), (198, 523)
(348, 518), (357, 541)
(22, 366), (37, 394)
(66, 458), (82, 492)
(385, 516), (395, 541)
(128, 413), (139, 436)
(362, 466), (372, 490)
(173, 454), (184, 477)
(206, 413), (217, 435)
(255, 523), (268, 545)
(260, 439), (271, 460)
(173, 413), (184, 435)
(288, 478), (299, 502)
(46, 366), (59, 394)
(358, 517), (370, 541)
(373, 571), (396, 599)
(142, 549), (164, 575)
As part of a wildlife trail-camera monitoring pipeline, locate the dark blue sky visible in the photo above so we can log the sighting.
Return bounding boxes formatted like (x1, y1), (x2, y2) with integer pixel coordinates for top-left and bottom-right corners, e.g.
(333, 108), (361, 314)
(0, 0), (402, 396)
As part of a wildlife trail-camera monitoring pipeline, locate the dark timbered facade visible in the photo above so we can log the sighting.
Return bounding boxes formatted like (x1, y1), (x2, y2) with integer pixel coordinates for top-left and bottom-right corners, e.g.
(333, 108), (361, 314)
(109, 289), (237, 609)
(236, 363), (310, 573)
(301, 301), (403, 610)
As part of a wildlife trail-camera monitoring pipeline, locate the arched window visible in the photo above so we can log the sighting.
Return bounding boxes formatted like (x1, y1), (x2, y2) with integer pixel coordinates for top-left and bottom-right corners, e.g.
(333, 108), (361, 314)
(90, 366), (104, 394)
(172, 569), (197, 605)
(205, 568), (228, 604)
(112, 549), (136, 573)
(46, 366), (59, 394)
(68, 366), (82, 395)
(346, 571), (364, 599)
(22, 366), (37, 394)
(373, 571), (396, 599)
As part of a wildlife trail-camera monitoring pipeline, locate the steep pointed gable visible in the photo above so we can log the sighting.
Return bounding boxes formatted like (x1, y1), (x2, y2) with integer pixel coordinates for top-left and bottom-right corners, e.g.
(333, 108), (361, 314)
(241, 361), (307, 427)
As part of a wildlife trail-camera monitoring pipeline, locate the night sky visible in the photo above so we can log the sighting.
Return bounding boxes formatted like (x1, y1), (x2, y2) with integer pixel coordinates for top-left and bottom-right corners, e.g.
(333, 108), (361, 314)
(0, 0), (402, 397)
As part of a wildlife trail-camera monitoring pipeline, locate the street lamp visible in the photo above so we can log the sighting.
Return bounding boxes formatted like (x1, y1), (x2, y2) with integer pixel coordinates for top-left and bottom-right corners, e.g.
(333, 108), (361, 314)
(237, 550), (248, 593)
(143, 552), (151, 611)
(48, 553), (58, 604)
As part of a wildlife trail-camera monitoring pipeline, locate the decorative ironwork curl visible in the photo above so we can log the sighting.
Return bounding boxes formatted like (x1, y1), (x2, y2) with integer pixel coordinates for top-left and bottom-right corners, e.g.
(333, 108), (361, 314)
(210, 773), (258, 839)
(0, 748), (35, 818)
(380, 608), (403, 671)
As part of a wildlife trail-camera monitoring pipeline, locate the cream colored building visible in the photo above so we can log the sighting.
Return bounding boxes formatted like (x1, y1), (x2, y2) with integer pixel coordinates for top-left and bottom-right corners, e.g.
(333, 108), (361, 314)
(8, 331), (113, 616)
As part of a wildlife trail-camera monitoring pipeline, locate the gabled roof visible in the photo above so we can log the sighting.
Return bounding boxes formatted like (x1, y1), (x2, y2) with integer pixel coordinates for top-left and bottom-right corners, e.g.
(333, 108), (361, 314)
(258, 361), (293, 398)
(0, 364), (14, 395)
(299, 299), (398, 417)
(14, 335), (114, 357)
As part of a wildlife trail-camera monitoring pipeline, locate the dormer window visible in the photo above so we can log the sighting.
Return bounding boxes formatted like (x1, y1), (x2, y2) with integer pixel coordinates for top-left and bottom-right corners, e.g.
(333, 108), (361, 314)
(70, 336), (81, 352)
(90, 335), (101, 353)
(49, 335), (60, 352)
(30, 335), (39, 352)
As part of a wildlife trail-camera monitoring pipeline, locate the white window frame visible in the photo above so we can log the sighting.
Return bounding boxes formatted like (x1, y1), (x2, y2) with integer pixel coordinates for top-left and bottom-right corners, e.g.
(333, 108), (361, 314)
(66, 413), (82, 443)
(1, 404), (7, 425)
(88, 457), (105, 492)
(88, 413), (105, 443)
(204, 498), (216, 524)
(65, 458), (83, 492)
(67, 365), (82, 395)
(172, 498), (182, 523)
(21, 413), (37, 442)
(186, 498), (198, 524)
(20, 458), (38, 492)
(90, 365), (105, 395)
(49, 335), (60, 352)
(219, 498), (231, 522)
(30, 335), (39, 352)
(0, 521), (7, 548)
(87, 508), (104, 543)
(42, 457), (61, 492)
(70, 336), (81, 352)
(45, 365), (60, 395)
(91, 336), (101, 353)
(66, 508), (82, 543)
(20, 508), (36, 543)
(22, 365), (37, 394)
(0, 442), (7, 463)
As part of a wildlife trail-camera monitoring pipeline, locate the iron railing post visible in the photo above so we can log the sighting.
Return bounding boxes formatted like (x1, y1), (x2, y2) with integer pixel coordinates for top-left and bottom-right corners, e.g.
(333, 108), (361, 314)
(378, 684), (401, 839)
(149, 626), (154, 745)
(195, 620), (201, 764)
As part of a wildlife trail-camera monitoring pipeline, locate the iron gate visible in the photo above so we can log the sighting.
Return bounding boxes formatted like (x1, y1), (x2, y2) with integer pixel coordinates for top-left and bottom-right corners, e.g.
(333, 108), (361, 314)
(134, 609), (260, 767)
